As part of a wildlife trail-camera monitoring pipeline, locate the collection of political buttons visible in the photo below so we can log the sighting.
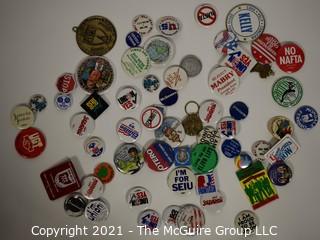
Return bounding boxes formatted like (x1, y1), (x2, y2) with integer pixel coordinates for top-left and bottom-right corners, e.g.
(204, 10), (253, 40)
(9, 2), (319, 233)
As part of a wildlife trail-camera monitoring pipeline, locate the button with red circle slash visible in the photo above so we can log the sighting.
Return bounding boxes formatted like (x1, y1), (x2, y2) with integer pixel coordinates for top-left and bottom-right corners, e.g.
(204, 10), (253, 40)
(276, 42), (305, 73)
(56, 73), (76, 93)
(251, 33), (281, 64)
(195, 4), (217, 27)
(15, 127), (46, 158)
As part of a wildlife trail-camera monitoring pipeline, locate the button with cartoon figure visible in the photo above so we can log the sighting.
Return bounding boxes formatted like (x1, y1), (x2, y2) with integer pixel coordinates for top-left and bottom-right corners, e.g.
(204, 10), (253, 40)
(114, 143), (144, 174)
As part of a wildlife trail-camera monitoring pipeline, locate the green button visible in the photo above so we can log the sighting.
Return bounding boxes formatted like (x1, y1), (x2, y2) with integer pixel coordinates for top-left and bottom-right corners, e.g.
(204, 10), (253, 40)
(191, 143), (218, 174)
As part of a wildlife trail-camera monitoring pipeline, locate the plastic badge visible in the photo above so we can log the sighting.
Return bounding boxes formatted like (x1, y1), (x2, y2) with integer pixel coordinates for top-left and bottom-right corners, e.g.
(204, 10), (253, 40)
(208, 66), (239, 96)
(251, 33), (281, 64)
(196, 126), (221, 148)
(156, 16), (181, 36)
(276, 42), (305, 73)
(226, 4), (265, 42)
(221, 138), (241, 158)
(29, 94), (47, 112)
(55, 93), (73, 111)
(132, 14), (153, 36)
(15, 127), (46, 159)
(94, 162), (114, 184)
(159, 87), (178, 106)
(235, 152), (253, 169)
(127, 186), (152, 209)
(126, 31), (142, 48)
(76, 56), (114, 93)
(84, 136), (105, 158)
(180, 55), (203, 77)
(81, 175), (104, 200)
(294, 105), (318, 129)
(234, 210), (259, 235)
(200, 191), (226, 213)
(174, 146), (191, 166)
(121, 47), (151, 78)
(229, 101), (249, 120)
(40, 160), (81, 200)
(11, 104), (35, 129)
(214, 30), (239, 55)
(116, 86), (141, 111)
(114, 143), (144, 174)
(81, 92), (109, 120)
(141, 106), (164, 130)
(144, 140), (174, 172)
(167, 167), (195, 194)
(116, 118), (141, 143)
(272, 76), (303, 108)
(70, 112), (95, 138)
(176, 204), (205, 231)
(64, 193), (88, 217)
(56, 73), (76, 93)
(236, 161), (279, 210)
(195, 3), (217, 27)
(85, 198), (110, 222)
(73, 16), (117, 56)
(144, 35), (175, 66)
(268, 161), (293, 186)
(198, 99), (223, 125)
(264, 134), (300, 164)
(162, 205), (181, 227)
(154, 117), (185, 148)
(191, 143), (218, 174)
(138, 209), (161, 230)
(217, 116), (238, 138)
(164, 65), (189, 90)
(143, 74), (160, 92)
(196, 172), (218, 195)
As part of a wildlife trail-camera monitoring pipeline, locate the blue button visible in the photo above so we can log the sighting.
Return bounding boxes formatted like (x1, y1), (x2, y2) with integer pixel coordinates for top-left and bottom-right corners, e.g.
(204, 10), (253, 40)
(125, 31), (142, 48)
(221, 139), (241, 158)
(229, 101), (249, 120)
(159, 87), (178, 106)
(294, 105), (318, 129)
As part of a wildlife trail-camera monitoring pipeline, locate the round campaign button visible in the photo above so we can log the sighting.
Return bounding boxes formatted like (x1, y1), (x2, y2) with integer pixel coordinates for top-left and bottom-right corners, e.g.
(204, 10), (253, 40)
(217, 116), (238, 138)
(64, 193), (88, 217)
(132, 14), (153, 36)
(94, 162), (114, 184)
(85, 198), (110, 222)
(56, 73), (76, 93)
(195, 3), (217, 27)
(15, 127), (46, 158)
(294, 105), (318, 130)
(159, 87), (178, 106)
(226, 4), (265, 42)
(196, 126), (221, 148)
(138, 209), (161, 230)
(127, 186), (152, 209)
(114, 143), (144, 174)
(199, 99), (223, 125)
(270, 116), (294, 140)
(221, 139), (241, 158)
(200, 191), (226, 213)
(143, 74), (160, 92)
(235, 152), (253, 169)
(84, 136), (105, 158)
(191, 143), (218, 174)
(167, 167), (195, 195)
(268, 162), (293, 186)
(73, 15), (117, 56)
(156, 16), (181, 36)
(251, 140), (271, 162)
(81, 175), (104, 200)
(208, 66), (240, 96)
(234, 210), (259, 235)
(272, 76), (303, 108)
(162, 205), (181, 227)
(11, 104), (35, 129)
(144, 35), (175, 66)
(276, 42), (305, 73)
(116, 86), (141, 111)
(177, 204), (205, 231)
(29, 94), (47, 113)
(229, 101), (249, 120)
(144, 140), (174, 172)
(76, 56), (114, 93)
(54, 93), (73, 111)
(154, 117), (185, 148)
(214, 30), (239, 55)
(163, 65), (189, 90)
(70, 112), (95, 137)
(125, 31), (142, 48)
(180, 55), (202, 77)
(116, 118), (141, 143)
(141, 106), (164, 130)
(251, 33), (281, 64)
(121, 47), (151, 78)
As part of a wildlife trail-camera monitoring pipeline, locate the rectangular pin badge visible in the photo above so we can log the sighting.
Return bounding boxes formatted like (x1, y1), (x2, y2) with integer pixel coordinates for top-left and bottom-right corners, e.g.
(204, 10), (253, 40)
(40, 160), (81, 200)
(264, 134), (300, 164)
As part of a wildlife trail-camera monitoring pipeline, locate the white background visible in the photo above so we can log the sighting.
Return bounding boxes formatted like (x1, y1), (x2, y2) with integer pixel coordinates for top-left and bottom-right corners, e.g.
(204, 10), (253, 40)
(1, 0), (320, 239)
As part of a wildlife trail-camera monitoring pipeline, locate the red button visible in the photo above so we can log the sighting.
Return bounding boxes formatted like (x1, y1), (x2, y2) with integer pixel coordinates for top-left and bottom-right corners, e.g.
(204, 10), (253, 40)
(276, 42), (305, 73)
(251, 33), (280, 64)
(15, 127), (46, 158)
(56, 73), (76, 93)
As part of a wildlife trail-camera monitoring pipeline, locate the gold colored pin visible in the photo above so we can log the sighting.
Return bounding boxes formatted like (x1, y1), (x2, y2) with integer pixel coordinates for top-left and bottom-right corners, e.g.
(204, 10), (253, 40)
(182, 101), (203, 136)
